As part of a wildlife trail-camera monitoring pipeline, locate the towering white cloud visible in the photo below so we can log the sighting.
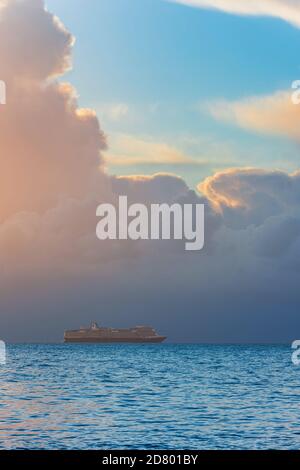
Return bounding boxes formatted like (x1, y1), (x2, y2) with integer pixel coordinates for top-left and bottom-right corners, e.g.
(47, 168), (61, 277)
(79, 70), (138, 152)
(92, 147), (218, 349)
(0, 0), (108, 224)
(170, 0), (300, 28)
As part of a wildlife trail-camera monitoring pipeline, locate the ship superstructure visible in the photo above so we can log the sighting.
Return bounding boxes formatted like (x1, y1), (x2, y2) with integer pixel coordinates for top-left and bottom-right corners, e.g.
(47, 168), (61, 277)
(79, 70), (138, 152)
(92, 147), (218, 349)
(64, 322), (166, 343)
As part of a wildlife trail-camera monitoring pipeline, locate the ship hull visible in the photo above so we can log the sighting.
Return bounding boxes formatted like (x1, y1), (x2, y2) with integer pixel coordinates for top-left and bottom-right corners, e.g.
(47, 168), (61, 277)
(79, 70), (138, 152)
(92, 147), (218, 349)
(64, 336), (166, 344)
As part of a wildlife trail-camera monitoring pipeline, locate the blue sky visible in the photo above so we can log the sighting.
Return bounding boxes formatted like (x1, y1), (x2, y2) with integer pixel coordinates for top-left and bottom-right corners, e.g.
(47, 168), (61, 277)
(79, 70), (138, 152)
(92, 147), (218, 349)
(46, 0), (300, 187)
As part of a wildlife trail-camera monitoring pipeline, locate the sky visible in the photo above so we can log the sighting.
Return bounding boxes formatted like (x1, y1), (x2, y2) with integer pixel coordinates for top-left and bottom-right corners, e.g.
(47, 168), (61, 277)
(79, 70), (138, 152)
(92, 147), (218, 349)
(46, 0), (300, 187)
(0, 0), (300, 342)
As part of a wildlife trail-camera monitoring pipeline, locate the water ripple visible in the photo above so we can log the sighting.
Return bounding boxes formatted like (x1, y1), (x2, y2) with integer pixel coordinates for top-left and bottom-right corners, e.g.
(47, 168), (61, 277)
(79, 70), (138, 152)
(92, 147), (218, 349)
(0, 344), (299, 449)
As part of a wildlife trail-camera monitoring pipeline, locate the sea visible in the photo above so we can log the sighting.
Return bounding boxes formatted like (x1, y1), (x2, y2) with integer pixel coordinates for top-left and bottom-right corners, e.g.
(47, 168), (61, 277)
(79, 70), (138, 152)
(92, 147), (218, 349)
(0, 344), (299, 450)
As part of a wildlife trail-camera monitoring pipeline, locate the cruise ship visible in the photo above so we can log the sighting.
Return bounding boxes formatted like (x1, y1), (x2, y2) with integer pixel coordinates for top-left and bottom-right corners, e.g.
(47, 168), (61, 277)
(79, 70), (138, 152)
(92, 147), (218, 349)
(64, 322), (166, 343)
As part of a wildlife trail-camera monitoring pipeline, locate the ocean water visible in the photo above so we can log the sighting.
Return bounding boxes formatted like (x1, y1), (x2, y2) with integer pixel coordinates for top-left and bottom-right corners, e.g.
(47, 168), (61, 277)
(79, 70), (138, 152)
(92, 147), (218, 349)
(0, 344), (299, 450)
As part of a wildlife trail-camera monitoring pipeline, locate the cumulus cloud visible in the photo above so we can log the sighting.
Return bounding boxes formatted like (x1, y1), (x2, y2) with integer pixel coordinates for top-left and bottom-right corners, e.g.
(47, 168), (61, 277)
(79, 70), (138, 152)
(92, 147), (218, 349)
(199, 168), (300, 227)
(112, 173), (190, 203)
(170, 0), (300, 28)
(0, 0), (108, 224)
(0, 0), (74, 81)
(208, 91), (300, 140)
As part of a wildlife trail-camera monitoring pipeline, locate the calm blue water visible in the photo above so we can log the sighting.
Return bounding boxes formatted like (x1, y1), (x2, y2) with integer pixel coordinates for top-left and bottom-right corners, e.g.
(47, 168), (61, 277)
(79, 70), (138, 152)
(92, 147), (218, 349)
(0, 344), (299, 449)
